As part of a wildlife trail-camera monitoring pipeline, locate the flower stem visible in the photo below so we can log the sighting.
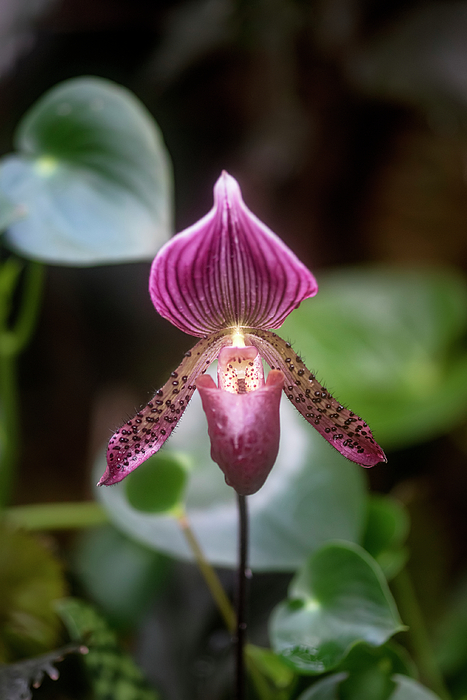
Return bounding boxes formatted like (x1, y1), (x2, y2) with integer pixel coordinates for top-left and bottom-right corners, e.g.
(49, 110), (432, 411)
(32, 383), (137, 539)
(177, 509), (236, 633)
(236, 494), (249, 700)
(392, 567), (451, 700)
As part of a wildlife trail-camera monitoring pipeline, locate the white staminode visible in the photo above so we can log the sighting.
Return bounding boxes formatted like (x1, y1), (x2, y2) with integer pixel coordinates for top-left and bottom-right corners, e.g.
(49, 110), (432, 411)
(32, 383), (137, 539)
(217, 346), (265, 394)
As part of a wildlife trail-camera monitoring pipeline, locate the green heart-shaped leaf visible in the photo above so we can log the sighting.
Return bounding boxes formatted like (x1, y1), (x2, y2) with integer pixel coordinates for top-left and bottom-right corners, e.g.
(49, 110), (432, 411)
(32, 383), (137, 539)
(270, 542), (404, 673)
(0, 77), (172, 265)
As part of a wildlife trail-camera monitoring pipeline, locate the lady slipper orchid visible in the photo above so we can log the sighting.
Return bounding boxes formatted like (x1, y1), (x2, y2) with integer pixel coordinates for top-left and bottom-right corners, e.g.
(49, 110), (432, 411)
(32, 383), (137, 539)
(99, 171), (386, 495)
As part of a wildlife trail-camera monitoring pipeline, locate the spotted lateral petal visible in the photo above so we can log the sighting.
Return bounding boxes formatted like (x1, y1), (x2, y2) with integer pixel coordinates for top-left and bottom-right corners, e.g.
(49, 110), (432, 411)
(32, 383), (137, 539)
(247, 330), (387, 467)
(99, 332), (229, 486)
(150, 171), (318, 337)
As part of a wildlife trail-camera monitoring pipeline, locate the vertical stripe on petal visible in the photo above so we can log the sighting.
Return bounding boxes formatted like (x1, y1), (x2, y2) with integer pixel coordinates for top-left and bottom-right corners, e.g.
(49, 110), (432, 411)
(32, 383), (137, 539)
(150, 172), (318, 336)
(247, 330), (387, 468)
(99, 332), (229, 486)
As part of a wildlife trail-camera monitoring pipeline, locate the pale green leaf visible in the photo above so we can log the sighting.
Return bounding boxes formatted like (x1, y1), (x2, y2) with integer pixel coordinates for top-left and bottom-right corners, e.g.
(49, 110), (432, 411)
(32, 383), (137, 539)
(0, 77), (172, 265)
(270, 542), (404, 673)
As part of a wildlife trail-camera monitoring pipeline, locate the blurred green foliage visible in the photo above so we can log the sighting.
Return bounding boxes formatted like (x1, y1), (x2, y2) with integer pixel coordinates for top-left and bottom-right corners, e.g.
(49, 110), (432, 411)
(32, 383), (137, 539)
(0, 77), (172, 265)
(362, 496), (410, 579)
(71, 524), (169, 630)
(0, 524), (66, 662)
(281, 267), (467, 449)
(125, 451), (191, 515)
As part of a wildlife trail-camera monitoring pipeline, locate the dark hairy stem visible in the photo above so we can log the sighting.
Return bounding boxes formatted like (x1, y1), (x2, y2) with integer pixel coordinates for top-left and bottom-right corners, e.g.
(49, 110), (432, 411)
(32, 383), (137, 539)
(236, 494), (249, 700)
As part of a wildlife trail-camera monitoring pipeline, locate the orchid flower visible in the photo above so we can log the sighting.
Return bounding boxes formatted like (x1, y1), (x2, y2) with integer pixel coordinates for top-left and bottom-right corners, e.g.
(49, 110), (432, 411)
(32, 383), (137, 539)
(99, 172), (386, 495)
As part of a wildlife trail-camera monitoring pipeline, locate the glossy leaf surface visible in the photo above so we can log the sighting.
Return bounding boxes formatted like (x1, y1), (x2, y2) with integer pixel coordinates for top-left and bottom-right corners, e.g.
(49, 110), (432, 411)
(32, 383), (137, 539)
(270, 542), (404, 673)
(0, 77), (172, 265)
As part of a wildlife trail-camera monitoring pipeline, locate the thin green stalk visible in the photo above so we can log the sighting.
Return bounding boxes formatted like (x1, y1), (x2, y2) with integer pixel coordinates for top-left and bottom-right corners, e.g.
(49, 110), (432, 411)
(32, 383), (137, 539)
(0, 351), (19, 506)
(0, 261), (45, 506)
(245, 650), (271, 700)
(392, 567), (451, 700)
(13, 261), (45, 352)
(177, 509), (236, 633)
(4, 501), (109, 530)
